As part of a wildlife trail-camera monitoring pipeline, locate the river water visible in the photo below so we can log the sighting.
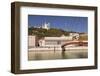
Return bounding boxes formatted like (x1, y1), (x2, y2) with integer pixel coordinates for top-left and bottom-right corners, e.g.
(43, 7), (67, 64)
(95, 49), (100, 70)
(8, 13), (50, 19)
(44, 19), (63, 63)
(28, 49), (88, 60)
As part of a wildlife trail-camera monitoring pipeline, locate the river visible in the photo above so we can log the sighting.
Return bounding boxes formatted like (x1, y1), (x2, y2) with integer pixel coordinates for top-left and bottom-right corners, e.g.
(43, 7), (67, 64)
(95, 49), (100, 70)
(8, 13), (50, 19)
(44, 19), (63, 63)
(28, 49), (88, 60)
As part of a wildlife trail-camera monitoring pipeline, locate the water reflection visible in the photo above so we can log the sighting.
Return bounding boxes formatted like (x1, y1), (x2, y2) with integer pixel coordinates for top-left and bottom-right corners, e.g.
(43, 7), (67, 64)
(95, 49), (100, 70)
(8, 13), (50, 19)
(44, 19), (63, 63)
(28, 49), (88, 60)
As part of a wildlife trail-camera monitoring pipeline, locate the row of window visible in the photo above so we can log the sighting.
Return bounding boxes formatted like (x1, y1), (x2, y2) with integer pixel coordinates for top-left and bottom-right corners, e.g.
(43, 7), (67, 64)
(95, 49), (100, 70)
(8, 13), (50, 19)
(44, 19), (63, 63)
(45, 40), (67, 45)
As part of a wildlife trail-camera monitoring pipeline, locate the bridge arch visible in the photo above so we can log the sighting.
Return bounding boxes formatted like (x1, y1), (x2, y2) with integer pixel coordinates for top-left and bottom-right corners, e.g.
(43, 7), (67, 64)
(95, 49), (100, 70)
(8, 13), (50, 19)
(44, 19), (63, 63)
(61, 41), (88, 51)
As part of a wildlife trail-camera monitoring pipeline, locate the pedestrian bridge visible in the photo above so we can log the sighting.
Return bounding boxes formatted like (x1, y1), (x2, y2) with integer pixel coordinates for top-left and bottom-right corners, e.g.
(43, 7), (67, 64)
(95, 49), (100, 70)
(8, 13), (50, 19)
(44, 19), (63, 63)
(61, 41), (88, 51)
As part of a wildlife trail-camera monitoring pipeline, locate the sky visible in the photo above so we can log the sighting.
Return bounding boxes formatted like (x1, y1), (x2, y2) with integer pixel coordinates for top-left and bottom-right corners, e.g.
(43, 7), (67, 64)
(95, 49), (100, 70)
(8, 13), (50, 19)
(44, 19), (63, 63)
(28, 15), (88, 33)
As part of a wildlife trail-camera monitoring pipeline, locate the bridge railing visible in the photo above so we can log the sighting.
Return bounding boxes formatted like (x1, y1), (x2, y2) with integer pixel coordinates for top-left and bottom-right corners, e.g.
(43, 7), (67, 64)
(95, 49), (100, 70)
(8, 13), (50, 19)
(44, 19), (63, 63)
(61, 41), (88, 47)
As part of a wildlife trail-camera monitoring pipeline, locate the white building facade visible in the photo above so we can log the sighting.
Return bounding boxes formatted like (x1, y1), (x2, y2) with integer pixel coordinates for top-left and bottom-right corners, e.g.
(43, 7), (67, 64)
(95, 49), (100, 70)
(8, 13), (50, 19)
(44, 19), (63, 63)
(39, 35), (73, 47)
(28, 35), (36, 47)
(28, 33), (80, 47)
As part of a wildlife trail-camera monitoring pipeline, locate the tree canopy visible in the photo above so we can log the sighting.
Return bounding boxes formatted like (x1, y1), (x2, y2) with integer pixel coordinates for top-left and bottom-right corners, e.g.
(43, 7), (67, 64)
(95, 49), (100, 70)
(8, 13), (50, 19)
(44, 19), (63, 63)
(28, 27), (70, 37)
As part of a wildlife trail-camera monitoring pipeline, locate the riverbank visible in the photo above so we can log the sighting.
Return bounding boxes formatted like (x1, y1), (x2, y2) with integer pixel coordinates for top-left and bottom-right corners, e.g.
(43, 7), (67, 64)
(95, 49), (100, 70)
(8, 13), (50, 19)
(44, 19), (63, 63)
(28, 46), (88, 51)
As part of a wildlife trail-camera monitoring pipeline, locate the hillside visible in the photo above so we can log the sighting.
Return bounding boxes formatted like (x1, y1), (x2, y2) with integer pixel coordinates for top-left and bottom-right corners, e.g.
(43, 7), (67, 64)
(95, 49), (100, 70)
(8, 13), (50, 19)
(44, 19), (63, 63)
(28, 27), (70, 37)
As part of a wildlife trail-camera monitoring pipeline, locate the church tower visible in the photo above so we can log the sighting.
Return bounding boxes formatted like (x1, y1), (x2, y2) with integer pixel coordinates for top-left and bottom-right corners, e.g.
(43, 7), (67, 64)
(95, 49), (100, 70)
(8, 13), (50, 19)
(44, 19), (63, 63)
(42, 22), (50, 30)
